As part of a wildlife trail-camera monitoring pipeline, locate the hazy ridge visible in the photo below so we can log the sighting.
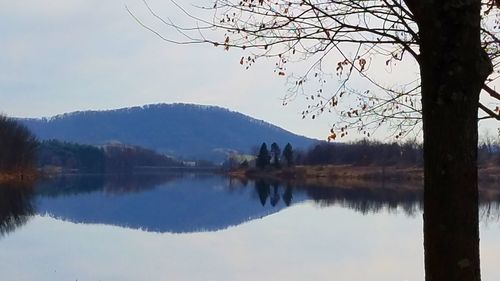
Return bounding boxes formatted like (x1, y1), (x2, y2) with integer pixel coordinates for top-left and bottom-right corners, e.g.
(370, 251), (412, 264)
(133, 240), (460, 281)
(20, 103), (319, 161)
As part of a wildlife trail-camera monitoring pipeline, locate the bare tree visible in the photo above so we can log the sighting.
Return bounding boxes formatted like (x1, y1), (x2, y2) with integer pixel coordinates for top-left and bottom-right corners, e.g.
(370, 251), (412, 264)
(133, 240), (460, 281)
(129, 0), (500, 280)
(0, 116), (37, 175)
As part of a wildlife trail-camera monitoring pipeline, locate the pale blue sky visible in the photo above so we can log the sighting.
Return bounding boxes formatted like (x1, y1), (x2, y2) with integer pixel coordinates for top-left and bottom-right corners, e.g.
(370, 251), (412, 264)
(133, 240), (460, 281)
(1, 0), (498, 140)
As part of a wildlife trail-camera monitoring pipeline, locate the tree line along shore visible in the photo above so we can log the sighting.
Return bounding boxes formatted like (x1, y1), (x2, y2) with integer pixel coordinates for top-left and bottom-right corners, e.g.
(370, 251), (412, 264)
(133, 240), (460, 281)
(3, 113), (500, 187)
(226, 140), (500, 188)
(0, 115), (207, 185)
(0, 116), (37, 184)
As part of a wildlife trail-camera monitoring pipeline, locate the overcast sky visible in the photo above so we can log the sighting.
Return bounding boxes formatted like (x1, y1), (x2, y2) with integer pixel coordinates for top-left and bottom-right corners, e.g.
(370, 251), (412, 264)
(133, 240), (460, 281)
(1, 0), (498, 140)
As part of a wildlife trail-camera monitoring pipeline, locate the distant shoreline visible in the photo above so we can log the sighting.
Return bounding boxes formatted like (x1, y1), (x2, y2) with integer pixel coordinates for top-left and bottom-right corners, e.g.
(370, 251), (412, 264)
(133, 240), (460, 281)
(0, 170), (38, 185)
(228, 164), (500, 189)
(229, 164), (421, 179)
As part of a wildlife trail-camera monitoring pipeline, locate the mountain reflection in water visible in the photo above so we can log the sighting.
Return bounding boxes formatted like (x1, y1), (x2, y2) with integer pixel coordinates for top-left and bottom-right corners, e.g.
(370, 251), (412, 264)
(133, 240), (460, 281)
(1, 173), (500, 236)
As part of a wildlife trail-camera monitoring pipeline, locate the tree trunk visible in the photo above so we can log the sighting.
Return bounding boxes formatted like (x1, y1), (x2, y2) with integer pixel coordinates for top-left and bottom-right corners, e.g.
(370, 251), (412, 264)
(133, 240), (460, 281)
(418, 1), (492, 280)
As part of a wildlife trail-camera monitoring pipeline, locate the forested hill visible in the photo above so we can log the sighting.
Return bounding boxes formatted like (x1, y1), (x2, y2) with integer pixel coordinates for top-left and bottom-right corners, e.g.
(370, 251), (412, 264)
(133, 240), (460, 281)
(21, 104), (318, 161)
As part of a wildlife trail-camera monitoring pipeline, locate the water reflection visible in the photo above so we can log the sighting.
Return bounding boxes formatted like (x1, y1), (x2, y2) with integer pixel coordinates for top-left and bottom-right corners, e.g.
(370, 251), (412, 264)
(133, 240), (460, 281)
(2, 174), (500, 281)
(1, 173), (499, 236)
(34, 173), (298, 233)
(35, 173), (181, 196)
(0, 183), (34, 237)
(283, 185), (293, 206)
(255, 179), (271, 206)
(299, 184), (423, 216)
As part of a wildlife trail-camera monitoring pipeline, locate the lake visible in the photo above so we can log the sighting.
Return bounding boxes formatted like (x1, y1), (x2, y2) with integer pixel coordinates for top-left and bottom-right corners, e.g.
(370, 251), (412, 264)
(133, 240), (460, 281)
(1, 173), (500, 281)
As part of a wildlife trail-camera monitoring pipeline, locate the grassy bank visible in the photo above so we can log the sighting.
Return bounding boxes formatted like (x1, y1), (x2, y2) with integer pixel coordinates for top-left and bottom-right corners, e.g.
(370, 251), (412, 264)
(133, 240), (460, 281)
(229, 164), (500, 190)
(0, 170), (38, 185)
(230, 165), (422, 181)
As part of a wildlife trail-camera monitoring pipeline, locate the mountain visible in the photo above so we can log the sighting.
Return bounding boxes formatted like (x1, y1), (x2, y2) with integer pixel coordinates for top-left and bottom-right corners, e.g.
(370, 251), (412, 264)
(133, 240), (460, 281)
(21, 103), (319, 161)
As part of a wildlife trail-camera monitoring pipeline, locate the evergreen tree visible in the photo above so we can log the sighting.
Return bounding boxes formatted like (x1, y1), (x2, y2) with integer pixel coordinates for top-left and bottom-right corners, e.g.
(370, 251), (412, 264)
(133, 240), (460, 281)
(282, 143), (294, 167)
(270, 142), (281, 168)
(256, 142), (270, 169)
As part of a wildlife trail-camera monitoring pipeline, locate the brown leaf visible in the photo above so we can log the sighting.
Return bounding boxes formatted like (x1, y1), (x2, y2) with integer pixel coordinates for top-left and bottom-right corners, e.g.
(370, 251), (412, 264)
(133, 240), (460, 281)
(359, 58), (366, 71)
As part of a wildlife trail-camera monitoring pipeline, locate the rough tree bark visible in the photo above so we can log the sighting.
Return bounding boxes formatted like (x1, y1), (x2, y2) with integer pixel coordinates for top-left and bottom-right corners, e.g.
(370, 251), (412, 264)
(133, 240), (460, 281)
(417, 0), (493, 280)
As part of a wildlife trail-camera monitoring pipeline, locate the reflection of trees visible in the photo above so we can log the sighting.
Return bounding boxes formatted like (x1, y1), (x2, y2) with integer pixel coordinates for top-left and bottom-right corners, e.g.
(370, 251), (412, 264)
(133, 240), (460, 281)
(228, 176), (248, 191)
(35, 175), (106, 197)
(282, 185), (293, 207)
(248, 178), (500, 220)
(305, 184), (500, 219)
(479, 192), (500, 223)
(480, 202), (500, 223)
(251, 179), (423, 214)
(255, 180), (270, 206)
(270, 184), (280, 207)
(103, 173), (182, 194)
(35, 173), (185, 197)
(301, 184), (423, 216)
(254, 180), (288, 207)
(0, 184), (34, 237)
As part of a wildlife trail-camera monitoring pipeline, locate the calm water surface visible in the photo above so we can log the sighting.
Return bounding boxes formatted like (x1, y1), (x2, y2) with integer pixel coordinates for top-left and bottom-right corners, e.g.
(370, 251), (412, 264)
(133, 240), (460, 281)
(1, 173), (500, 281)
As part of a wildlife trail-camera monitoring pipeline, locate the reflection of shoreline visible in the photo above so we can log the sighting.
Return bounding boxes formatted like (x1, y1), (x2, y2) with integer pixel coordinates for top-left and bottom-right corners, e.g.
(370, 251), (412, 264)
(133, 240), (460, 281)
(34, 172), (191, 197)
(34, 173), (292, 233)
(0, 170), (37, 185)
(245, 177), (423, 216)
(298, 183), (423, 215)
(243, 177), (500, 218)
(0, 183), (35, 237)
(231, 165), (500, 194)
(16, 173), (500, 235)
